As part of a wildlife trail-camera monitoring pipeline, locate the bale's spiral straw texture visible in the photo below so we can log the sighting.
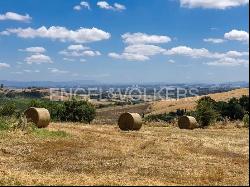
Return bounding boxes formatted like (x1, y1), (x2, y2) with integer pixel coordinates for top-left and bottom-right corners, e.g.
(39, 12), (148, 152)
(24, 107), (50, 128)
(118, 112), (142, 131)
(178, 116), (198, 130)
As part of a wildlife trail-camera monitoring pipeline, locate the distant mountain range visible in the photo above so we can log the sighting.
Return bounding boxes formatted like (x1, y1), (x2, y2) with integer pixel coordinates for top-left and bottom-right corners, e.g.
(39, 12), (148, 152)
(0, 80), (100, 88)
(0, 80), (249, 88)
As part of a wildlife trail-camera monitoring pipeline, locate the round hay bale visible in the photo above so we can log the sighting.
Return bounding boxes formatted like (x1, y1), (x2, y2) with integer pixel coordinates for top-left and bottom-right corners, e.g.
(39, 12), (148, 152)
(118, 112), (142, 131)
(24, 107), (50, 128)
(178, 116), (198, 130)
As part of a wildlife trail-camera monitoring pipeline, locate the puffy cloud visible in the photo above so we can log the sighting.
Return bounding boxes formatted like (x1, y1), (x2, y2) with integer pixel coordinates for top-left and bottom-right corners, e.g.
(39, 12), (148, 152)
(67, 44), (89, 51)
(168, 59), (176, 64)
(73, 5), (82, 11)
(108, 52), (149, 61)
(25, 54), (53, 64)
(83, 50), (101, 56)
(0, 31), (10, 36)
(206, 57), (249, 66)
(114, 3), (126, 11)
(74, 1), (91, 10)
(97, 1), (126, 11)
(203, 38), (225, 44)
(80, 1), (91, 9)
(109, 44), (166, 61)
(180, 0), (249, 9)
(164, 45), (249, 60)
(3, 26), (111, 43)
(48, 68), (69, 74)
(124, 44), (166, 56)
(19, 47), (46, 53)
(0, 12), (32, 22)
(0, 63), (10, 69)
(224, 50), (249, 58)
(61, 50), (101, 57)
(97, 1), (113, 9)
(122, 32), (171, 44)
(164, 46), (211, 58)
(224, 29), (249, 43)
(59, 45), (101, 57)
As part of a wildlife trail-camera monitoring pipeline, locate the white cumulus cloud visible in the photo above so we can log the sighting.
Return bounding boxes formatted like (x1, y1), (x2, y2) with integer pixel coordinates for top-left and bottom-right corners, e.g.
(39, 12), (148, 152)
(0, 12), (32, 22)
(74, 1), (91, 10)
(97, 1), (126, 11)
(124, 44), (166, 56)
(19, 47), (46, 53)
(80, 1), (91, 9)
(67, 44), (89, 51)
(3, 26), (111, 43)
(73, 5), (82, 11)
(224, 29), (249, 43)
(114, 3), (126, 11)
(164, 45), (249, 60)
(203, 38), (225, 44)
(108, 52), (149, 61)
(180, 0), (249, 9)
(25, 54), (53, 64)
(122, 33), (171, 44)
(60, 45), (101, 57)
(164, 46), (211, 58)
(0, 63), (10, 69)
(207, 57), (249, 66)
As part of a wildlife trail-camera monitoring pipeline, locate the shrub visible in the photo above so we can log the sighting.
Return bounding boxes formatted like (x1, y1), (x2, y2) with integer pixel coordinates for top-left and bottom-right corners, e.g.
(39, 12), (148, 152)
(0, 102), (16, 116)
(227, 98), (245, 120)
(215, 101), (229, 119)
(60, 99), (96, 124)
(243, 114), (249, 127)
(195, 97), (218, 127)
(239, 95), (249, 113)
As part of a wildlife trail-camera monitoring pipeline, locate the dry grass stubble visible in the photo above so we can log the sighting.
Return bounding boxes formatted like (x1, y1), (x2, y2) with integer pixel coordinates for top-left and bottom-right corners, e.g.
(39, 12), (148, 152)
(0, 123), (249, 186)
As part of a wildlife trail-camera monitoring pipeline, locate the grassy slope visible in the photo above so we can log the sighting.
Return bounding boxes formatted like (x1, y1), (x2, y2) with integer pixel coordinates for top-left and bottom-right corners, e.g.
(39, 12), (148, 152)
(150, 88), (249, 115)
(0, 123), (249, 186)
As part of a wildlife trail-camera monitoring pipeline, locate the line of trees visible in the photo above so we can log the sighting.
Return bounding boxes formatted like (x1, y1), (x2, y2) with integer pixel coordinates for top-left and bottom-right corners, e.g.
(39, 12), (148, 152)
(145, 95), (249, 127)
(0, 98), (96, 124)
(194, 95), (249, 127)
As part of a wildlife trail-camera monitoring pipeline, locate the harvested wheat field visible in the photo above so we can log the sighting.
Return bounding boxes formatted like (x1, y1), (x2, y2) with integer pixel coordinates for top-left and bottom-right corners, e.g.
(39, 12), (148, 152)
(151, 88), (249, 115)
(0, 123), (249, 186)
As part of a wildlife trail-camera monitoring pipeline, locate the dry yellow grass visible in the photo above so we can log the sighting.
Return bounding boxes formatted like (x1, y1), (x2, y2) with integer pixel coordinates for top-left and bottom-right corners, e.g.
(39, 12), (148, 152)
(0, 123), (249, 186)
(151, 88), (249, 115)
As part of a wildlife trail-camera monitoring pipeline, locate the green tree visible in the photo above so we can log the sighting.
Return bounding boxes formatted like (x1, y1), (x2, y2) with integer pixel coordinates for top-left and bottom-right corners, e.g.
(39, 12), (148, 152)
(227, 98), (245, 120)
(239, 95), (249, 113)
(61, 99), (96, 124)
(195, 97), (218, 127)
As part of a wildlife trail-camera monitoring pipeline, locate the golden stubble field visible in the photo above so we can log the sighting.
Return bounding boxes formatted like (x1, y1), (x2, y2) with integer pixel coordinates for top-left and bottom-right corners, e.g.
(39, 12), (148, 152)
(0, 123), (249, 186)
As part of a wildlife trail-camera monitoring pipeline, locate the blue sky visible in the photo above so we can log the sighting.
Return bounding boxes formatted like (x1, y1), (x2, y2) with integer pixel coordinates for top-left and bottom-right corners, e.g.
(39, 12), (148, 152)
(0, 0), (249, 83)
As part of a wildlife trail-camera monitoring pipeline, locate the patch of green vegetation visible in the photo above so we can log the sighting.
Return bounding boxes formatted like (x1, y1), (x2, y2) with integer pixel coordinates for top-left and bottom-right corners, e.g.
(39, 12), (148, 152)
(0, 96), (96, 123)
(0, 117), (11, 131)
(145, 109), (185, 123)
(145, 95), (249, 127)
(243, 114), (249, 127)
(32, 128), (69, 139)
(0, 115), (69, 139)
